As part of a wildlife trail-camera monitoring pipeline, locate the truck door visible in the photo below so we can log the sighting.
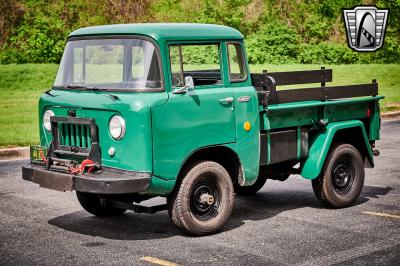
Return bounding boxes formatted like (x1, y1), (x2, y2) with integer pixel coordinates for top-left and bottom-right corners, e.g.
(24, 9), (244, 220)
(226, 42), (260, 185)
(151, 43), (236, 180)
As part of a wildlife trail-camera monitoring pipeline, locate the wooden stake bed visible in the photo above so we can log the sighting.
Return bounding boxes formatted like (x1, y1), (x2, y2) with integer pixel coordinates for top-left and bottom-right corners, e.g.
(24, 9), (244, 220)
(251, 67), (378, 105)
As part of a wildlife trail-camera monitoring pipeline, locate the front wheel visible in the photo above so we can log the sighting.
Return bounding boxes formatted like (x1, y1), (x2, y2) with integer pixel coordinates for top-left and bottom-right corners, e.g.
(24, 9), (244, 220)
(168, 161), (234, 236)
(76, 191), (129, 217)
(312, 144), (365, 208)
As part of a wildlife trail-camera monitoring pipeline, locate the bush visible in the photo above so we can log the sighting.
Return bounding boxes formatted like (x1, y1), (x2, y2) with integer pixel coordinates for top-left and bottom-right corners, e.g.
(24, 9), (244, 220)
(298, 43), (359, 64)
(245, 23), (299, 64)
(0, 0), (108, 64)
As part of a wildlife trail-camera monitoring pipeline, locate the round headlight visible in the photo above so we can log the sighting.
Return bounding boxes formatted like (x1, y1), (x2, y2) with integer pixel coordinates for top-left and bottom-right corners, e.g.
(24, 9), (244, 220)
(109, 115), (126, 140)
(43, 110), (55, 132)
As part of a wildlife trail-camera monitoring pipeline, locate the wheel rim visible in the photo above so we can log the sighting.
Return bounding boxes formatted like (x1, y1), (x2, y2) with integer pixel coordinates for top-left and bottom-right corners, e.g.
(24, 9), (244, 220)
(190, 177), (220, 221)
(331, 155), (355, 194)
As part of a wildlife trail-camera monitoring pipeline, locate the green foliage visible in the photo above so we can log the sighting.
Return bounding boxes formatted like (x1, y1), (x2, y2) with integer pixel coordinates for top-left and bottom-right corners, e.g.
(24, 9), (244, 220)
(182, 45), (220, 65)
(0, 0), (108, 63)
(7, 16), (66, 63)
(1, 0), (400, 64)
(194, 0), (248, 32)
(245, 23), (299, 64)
(298, 43), (358, 64)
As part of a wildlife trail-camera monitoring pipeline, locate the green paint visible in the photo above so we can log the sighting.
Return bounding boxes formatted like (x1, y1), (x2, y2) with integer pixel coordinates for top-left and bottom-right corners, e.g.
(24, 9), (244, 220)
(369, 101), (381, 140)
(39, 90), (166, 172)
(265, 106), (319, 130)
(230, 85), (260, 185)
(151, 86), (237, 180)
(267, 131), (271, 165)
(300, 120), (373, 180)
(69, 23), (244, 42)
(146, 176), (176, 195)
(267, 96), (384, 111)
(297, 126), (301, 159)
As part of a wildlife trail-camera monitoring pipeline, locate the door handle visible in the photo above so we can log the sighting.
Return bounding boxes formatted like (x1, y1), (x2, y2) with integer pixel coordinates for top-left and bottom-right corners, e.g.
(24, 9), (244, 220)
(219, 97), (234, 104)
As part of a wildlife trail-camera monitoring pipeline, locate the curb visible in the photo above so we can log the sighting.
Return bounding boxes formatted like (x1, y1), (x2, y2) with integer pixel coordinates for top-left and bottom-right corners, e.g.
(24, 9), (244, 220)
(0, 147), (29, 160)
(381, 111), (400, 120)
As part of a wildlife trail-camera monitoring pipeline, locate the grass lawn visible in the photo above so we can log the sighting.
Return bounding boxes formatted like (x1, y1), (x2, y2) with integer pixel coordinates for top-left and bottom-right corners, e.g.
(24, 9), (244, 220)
(0, 64), (399, 148)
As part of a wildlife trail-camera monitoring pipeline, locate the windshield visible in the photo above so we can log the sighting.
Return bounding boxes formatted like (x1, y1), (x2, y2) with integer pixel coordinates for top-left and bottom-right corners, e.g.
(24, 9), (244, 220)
(54, 38), (162, 91)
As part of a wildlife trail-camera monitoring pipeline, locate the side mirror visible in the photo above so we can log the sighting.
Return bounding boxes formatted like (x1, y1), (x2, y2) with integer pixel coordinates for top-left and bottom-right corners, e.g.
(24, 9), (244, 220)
(184, 76), (194, 91)
(173, 76), (194, 94)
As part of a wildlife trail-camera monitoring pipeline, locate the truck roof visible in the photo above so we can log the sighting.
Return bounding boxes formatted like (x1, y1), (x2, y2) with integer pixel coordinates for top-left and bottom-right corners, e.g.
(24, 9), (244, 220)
(69, 23), (244, 42)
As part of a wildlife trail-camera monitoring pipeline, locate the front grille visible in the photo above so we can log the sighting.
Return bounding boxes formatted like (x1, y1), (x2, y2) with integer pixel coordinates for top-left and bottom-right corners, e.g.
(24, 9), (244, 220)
(58, 123), (92, 148)
(50, 116), (97, 157)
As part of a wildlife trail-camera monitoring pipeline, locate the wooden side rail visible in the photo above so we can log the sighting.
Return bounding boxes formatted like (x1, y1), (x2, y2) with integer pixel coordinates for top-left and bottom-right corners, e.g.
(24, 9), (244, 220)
(251, 67), (378, 106)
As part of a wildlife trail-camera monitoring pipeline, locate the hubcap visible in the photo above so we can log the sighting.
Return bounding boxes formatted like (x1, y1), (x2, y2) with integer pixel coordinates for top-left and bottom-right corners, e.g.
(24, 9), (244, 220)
(331, 157), (355, 194)
(333, 164), (349, 187)
(190, 178), (220, 220)
(198, 193), (215, 205)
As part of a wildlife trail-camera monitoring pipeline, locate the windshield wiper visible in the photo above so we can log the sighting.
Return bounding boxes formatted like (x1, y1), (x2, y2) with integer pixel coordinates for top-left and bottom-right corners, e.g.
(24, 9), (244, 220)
(65, 85), (119, 100)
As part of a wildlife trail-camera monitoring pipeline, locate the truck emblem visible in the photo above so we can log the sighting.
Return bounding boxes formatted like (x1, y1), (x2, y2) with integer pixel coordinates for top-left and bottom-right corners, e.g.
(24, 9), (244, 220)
(237, 96), (251, 103)
(67, 109), (76, 117)
(343, 6), (389, 52)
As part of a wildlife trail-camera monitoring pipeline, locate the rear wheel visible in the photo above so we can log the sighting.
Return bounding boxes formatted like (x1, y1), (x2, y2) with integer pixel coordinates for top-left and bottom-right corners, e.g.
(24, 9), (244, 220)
(312, 144), (365, 208)
(76, 191), (131, 217)
(168, 161), (234, 236)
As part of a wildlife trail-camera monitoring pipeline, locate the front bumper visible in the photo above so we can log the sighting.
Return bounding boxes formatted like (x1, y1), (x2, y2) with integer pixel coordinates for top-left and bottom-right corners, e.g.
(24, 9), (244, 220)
(22, 163), (151, 194)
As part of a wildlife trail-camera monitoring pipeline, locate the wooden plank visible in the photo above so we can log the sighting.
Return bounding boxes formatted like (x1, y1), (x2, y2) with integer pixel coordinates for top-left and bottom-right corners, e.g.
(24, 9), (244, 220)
(262, 69), (332, 86)
(269, 83), (378, 104)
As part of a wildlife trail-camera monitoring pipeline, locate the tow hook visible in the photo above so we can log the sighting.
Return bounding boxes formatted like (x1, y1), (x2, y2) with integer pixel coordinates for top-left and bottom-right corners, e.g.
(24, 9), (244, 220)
(372, 149), (380, 156)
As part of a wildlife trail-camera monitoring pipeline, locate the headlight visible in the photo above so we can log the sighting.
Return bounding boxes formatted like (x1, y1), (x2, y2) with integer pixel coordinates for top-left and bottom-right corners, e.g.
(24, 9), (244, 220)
(43, 110), (55, 132)
(109, 115), (126, 140)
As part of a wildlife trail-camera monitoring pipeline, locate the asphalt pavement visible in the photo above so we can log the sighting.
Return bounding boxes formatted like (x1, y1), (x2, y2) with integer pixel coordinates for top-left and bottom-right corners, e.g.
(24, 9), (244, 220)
(0, 120), (399, 265)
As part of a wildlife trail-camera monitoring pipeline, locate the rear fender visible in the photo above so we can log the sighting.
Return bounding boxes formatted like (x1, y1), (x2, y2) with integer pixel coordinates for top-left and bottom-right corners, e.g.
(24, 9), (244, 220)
(300, 120), (373, 179)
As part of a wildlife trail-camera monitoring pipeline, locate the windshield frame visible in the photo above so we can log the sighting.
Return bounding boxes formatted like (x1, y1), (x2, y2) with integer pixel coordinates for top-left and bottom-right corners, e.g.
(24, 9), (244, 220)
(53, 35), (165, 93)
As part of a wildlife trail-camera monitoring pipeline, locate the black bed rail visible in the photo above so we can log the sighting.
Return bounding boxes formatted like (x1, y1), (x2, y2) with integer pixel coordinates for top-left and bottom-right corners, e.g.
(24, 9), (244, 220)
(251, 67), (378, 106)
(262, 67), (332, 86)
(269, 82), (378, 104)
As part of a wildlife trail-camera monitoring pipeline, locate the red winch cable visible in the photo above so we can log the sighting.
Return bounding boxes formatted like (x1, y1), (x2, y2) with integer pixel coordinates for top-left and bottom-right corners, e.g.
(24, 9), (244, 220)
(69, 159), (95, 174)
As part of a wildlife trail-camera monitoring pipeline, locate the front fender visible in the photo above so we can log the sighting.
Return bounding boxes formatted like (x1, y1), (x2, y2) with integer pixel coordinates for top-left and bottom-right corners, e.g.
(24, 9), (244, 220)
(300, 120), (373, 179)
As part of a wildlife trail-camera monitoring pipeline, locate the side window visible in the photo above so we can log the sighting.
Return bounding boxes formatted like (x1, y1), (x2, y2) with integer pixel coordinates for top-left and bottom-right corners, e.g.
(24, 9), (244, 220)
(169, 44), (222, 87)
(227, 43), (247, 82)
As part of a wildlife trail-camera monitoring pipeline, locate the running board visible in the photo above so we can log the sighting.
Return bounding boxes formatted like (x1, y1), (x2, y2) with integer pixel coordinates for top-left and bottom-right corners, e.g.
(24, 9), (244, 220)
(100, 199), (167, 214)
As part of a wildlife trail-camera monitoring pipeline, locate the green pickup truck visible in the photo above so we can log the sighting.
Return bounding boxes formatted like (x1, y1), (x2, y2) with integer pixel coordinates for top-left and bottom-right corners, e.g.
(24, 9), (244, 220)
(22, 23), (382, 236)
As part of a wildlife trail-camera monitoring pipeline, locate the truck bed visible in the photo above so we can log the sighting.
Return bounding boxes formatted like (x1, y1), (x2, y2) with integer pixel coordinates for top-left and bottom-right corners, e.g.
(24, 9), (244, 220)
(251, 68), (382, 166)
(262, 96), (382, 131)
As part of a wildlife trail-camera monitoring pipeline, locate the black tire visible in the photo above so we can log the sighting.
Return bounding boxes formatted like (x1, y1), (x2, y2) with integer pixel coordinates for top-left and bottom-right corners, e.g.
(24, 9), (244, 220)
(76, 191), (129, 217)
(168, 161), (234, 236)
(234, 176), (267, 195)
(167, 190), (181, 228)
(312, 144), (365, 208)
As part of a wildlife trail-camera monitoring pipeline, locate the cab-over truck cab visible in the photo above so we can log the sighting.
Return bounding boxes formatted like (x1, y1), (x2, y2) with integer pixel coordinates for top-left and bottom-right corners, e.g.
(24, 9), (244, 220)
(22, 23), (382, 235)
